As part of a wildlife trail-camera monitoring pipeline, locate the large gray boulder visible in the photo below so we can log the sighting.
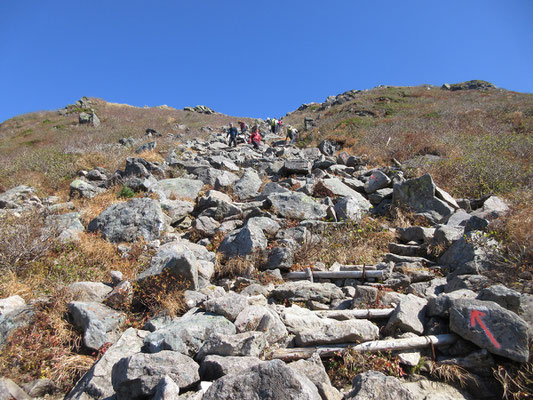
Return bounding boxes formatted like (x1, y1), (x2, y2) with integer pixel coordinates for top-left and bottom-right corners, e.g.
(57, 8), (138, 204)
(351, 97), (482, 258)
(88, 198), (165, 242)
(234, 305), (288, 345)
(218, 224), (267, 258)
(202, 359), (321, 400)
(392, 174), (454, 224)
(315, 178), (362, 198)
(384, 294), (427, 335)
(280, 306), (327, 335)
(196, 331), (268, 360)
(439, 231), (499, 275)
(345, 371), (415, 400)
(472, 196), (509, 219)
(0, 378), (31, 400)
(68, 282), (113, 303)
(477, 285), (521, 313)
(152, 376), (180, 400)
(65, 328), (147, 400)
(268, 192), (327, 220)
(262, 246), (294, 271)
(159, 199), (194, 225)
(215, 171), (240, 190)
(295, 319), (379, 346)
(270, 281), (344, 304)
(143, 312), (236, 355)
(364, 170), (391, 194)
(0, 306), (34, 347)
(427, 289), (477, 317)
(403, 378), (472, 400)
(136, 242), (199, 290)
(112, 351), (199, 400)
(70, 179), (104, 199)
(124, 157), (165, 179)
(334, 195), (372, 222)
(0, 185), (36, 209)
(204, 292), (248, 322)
(68, 301), (125, 351)
(199, 355), (263, 381)
(150, 178), (204, 201)
(234, 169), (262, 200)
(289, 353), (342, 400)
(449, 298), (529, 362)
(0, 295), (26, 317)
(283, 159), (312, 175)
(46, 212), (85, 242)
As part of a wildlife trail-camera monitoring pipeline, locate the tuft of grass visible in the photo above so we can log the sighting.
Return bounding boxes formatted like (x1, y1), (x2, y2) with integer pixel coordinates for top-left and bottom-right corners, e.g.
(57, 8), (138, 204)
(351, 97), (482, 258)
(326, 350), (405, 388)
(428, 362), (475, 389)
(135, 150), (165, 163)
(294, 217), (395, 267)
(493, 362), (533, 400)
(215, 255), (254, 280)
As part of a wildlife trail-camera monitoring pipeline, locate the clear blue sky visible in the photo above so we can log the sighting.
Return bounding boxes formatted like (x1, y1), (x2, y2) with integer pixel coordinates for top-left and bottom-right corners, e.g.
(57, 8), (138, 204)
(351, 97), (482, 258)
(1, 1), (532, 123)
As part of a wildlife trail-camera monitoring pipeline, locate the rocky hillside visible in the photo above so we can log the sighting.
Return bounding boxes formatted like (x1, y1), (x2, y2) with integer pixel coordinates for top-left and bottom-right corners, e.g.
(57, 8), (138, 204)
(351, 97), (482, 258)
(0, 83), (532, 399)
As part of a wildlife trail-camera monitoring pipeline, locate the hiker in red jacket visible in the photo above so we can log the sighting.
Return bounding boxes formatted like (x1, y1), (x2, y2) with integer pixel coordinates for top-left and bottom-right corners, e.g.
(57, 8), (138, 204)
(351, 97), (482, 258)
(249, 126), (261, 149)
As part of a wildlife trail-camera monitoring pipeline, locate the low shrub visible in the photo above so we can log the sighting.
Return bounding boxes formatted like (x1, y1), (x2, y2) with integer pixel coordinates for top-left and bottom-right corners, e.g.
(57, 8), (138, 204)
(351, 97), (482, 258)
(326, 350), (405, 388)
(118, 185), (135, 199)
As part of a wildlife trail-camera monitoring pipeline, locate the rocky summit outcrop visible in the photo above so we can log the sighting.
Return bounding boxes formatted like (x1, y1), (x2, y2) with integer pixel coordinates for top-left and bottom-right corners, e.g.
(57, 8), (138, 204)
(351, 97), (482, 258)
(0, 117), (529, 400)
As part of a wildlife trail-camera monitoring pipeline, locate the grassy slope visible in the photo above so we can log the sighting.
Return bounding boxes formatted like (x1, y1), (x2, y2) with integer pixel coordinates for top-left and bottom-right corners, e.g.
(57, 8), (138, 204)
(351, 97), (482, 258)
(0, 98), (257, 195)
(284, 85), (533, 198)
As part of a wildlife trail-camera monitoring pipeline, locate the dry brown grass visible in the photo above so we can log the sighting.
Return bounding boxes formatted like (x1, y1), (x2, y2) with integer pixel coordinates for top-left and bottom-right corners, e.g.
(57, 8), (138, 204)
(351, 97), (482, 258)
(0, 97), (256, 194)
(0, 289), (92, 393)
(428, 362), (474, 388)
(75, 187), (123, 225)
(294, 216), (395, 267)
(215, 255), (254, 280)
(135, 150), (165, 163)
(494, 362), (533, 400)
(486, 190), (533, 291)
(286, 86), (533, 198)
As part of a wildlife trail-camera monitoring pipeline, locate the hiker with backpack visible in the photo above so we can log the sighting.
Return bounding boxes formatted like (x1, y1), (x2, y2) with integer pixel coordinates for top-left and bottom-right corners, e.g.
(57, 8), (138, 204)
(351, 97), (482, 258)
(276, 118), (283, 134)
(285, 125), (298, 145)
(227, 122), (238, 148)
(270, 118), (277, 134)
(239, 121), (248, 137)
(249, 126), (261, 149)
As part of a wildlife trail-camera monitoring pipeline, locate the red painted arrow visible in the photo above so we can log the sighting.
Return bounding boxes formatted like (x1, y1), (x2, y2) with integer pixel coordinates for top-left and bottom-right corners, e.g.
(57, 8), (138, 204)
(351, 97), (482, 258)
(470, 310), (501, 349)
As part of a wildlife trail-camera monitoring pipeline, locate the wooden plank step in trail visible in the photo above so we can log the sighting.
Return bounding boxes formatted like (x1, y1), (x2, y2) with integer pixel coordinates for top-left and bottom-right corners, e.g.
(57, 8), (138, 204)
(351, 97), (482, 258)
(313, 309), (394, 320)
(267, 334), (459, 361)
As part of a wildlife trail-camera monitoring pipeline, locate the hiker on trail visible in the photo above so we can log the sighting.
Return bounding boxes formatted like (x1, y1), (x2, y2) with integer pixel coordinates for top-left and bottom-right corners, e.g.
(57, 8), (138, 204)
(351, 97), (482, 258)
(276, 118), (283, 134)
(249, 126), (261, 149)
(227, 123), (238, 148)
(270, 118), (277, 134)
(239, 121), (248, 136)
(285, 125), (298, 145)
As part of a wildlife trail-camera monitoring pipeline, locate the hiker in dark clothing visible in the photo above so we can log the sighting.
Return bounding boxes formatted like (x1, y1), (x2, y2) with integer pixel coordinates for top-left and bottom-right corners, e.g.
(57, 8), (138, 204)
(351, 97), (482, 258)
(249, 126), (261, 149)
(227, 123), (238, 147)
(239, 121), (248, 136)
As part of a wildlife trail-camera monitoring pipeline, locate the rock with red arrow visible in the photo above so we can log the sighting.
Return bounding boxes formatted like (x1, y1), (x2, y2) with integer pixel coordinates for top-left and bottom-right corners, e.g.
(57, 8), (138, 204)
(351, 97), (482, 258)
(449, 299), (529, 363)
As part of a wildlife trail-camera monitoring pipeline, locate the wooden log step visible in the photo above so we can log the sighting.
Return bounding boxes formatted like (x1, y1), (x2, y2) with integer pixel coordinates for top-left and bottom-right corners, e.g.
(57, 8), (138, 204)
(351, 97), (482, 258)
(314, 309), (394, 320)
(283, 270), (384, 280)
(267, 334), (458, 361)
